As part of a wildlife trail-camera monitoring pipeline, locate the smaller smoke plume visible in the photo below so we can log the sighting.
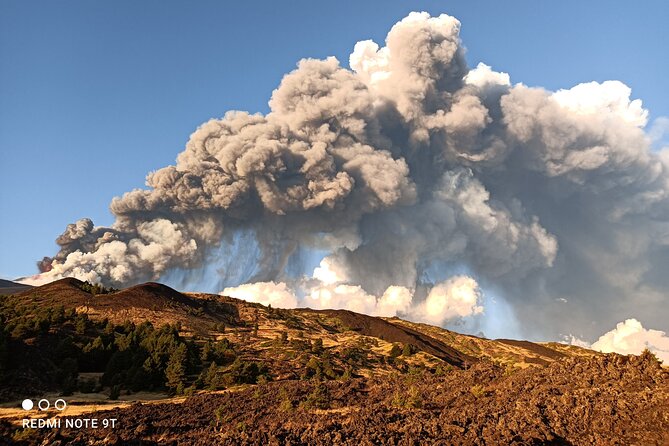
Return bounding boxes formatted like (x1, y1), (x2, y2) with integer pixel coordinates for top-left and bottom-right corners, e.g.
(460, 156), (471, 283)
(27, 218), (199, 286)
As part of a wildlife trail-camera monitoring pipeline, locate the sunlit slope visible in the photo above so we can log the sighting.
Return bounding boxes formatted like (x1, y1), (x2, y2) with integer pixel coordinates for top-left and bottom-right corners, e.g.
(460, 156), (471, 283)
(385, 318), (598, 367)
(7, 278), (597, 372)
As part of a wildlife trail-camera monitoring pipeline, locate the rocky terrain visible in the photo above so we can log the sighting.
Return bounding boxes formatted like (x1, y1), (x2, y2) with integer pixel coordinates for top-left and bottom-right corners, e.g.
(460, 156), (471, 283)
(1, 279), (668, 445)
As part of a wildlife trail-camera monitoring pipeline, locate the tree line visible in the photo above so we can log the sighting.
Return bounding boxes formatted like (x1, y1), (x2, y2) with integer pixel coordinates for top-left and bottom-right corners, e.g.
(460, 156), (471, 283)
(0, 294), (266, 399)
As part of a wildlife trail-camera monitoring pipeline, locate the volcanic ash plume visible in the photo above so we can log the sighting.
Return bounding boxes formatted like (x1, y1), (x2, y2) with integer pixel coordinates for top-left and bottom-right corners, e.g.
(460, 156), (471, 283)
(25, 12), (669, 339)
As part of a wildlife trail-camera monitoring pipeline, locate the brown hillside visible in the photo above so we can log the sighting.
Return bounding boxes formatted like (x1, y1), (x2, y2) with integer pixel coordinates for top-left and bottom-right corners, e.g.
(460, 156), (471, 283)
(0, 279), (32, 295)
(387, 318), (596, 367)
(94, 282), (201, 312)
(8, 278), (597, 368)
(304, 309), (474, 367)
(10, 278), (235, 335)
(9, 351), (668, 446)
(496, 339), (567, 360)
(2, 279), (667, 445)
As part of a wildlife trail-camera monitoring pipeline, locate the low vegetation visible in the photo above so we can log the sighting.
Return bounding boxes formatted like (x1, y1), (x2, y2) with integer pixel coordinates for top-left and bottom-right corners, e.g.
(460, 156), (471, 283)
(0, 294), (267, 399)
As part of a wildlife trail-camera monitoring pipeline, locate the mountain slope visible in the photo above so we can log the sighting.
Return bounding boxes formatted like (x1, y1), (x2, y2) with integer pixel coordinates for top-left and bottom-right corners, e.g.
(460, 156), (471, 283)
(9, 278), (237, 335)
(2, 278), (667, 445)
(387, 318), (596, 367)
(302, 309), (474, 366)
(7, 278), (587, 368)
(0, 279), (32, 295)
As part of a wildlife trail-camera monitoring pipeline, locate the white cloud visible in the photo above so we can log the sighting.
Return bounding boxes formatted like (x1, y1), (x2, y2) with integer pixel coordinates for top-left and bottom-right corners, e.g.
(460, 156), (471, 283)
(221, 281), (298, 308)
(306, 283), (377, 314)
(312, 256), (348, 285)
(220, 278), (414, 318)
(552, 80), (648, 127)
(349, 40), (390, 85)
(565, 335), (591, 349)
(376, 286), (413, 317)
(591, 318), (669, 363)
(648, 116), (669, 150)
(219, 271), (483, 323)
(464, 62), (510, 89)
(305, 283), (414, 317)
(412, 275), (484, 325)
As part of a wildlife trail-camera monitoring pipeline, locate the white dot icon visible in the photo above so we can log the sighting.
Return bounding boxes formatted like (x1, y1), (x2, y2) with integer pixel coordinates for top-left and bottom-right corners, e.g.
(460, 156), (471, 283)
(21, 399), (33, 411)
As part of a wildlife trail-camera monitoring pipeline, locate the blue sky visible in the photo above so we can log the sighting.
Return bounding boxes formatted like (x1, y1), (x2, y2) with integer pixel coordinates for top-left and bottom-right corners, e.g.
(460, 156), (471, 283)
(1, 0), (667, 280)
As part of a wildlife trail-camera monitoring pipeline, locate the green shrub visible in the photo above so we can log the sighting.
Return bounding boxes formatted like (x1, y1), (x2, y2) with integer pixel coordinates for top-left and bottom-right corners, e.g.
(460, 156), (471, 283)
(279, 397), (293, 413)
(225, 359), (268, 385)
(389, 344), (402, 358)
(202, 363), (225, 390)
(402, 344), (415, 357)
(12, 428), (36, 442)
(300, 380), (330, 410)
(391, 386), (422, 409)
(165, 344), (187, 393)
(407, 386), (423, 408)
(214, 403), (231, 425)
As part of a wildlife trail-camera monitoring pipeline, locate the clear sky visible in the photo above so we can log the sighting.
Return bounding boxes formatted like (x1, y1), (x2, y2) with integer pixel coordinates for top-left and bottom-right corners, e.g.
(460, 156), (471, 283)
(1, 0), (667, 280)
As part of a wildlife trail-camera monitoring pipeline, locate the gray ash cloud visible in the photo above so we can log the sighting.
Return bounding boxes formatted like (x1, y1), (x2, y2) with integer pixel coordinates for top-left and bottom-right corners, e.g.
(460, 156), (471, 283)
(29, 12), (669, 339)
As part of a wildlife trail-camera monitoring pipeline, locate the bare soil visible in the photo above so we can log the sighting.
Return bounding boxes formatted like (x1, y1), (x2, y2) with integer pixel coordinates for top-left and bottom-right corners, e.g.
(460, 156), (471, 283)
(2, 352), (667, 445)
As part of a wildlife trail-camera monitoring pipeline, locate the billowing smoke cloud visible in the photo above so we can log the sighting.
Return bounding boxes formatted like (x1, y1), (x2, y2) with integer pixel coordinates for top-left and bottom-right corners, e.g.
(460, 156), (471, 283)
(571, 319), (669, 364)
(24, 12), (669, 340)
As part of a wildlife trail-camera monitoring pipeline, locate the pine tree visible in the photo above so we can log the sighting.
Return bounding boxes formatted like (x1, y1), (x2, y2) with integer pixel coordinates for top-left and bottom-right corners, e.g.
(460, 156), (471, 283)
(203, 362), (223, 390)
(165, 344), (187, 392)
(201, 341), (213, 362)
(75, 315), (87, 335)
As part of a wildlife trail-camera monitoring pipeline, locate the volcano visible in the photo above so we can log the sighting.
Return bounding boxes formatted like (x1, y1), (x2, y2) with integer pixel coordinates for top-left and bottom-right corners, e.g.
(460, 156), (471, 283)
(0, 278), (667, 445)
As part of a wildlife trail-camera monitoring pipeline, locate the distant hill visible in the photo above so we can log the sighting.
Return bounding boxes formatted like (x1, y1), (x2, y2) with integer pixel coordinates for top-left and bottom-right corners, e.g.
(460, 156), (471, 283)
(9, 278), (237, 336)
(8, 277), (589, 368)
(0, 278), (32, 295)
